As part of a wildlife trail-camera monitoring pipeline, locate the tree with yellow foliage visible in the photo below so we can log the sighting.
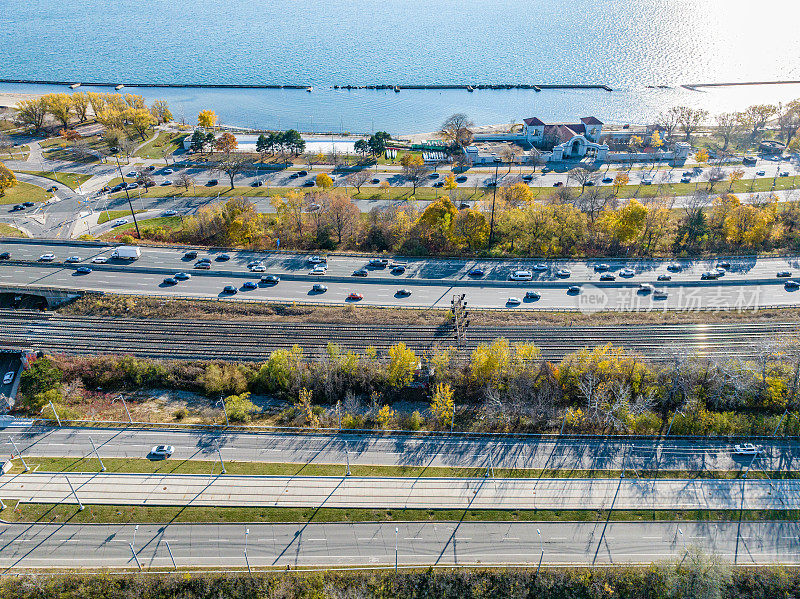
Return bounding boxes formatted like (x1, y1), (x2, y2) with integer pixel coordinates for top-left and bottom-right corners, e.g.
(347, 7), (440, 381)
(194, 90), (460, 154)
(198, 109), (217, 129)
(0, 161), (18, 197)
(430, 383), (454, 428)
(128, 108), (156, 140)
(149, 100), (173, 124)
(400, 153), (428, 192)
(727, 168), (745, 191)
(499, 181), (533, 208)
(71, 92), (90, 122)
(376, 405), (396, 430)
(315, 172), (333, 189)
(295, 387), (319, 428)
(452, 208), (488, 250)
(14, 97), (48, 132)
(387, 342), (418, 388)
(650, 130), (664, 150)
(44, 93), (73, 128)
(599, 199), (647, 247)
(444, 174), (457, 192)
(612, 172), (629, 196)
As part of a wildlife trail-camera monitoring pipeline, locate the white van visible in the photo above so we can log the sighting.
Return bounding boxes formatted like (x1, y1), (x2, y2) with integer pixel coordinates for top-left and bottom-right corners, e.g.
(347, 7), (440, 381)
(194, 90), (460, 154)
(111, 246), (141, 260)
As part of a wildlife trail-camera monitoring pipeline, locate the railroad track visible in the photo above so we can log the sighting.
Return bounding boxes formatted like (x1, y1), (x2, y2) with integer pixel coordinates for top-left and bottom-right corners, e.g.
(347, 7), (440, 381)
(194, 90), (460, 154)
(0, 311), (795, 361)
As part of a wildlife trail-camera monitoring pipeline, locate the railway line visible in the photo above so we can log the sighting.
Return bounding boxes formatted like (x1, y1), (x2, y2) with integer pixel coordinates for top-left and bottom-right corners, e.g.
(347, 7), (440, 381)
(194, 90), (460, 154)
(0, 311), (796, 361)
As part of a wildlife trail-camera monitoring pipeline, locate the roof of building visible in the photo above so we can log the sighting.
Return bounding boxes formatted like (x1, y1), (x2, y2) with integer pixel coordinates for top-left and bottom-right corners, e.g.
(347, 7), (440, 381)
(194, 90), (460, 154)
(523, 117), (546, 126)
(544, 123), (586, 144)
(580, 116), (603, 125)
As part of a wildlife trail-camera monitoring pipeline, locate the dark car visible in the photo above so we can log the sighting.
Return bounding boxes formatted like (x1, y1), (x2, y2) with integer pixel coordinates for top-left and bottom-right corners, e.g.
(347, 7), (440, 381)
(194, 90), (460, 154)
(433, 180), (444, 187)
(456, 175), (468, 182)
(298, 170), (308, 176)
(215, 254), (230, 261)
(599, 273), (616, 281)
(717, 260), (731, 269)
(567, 285), (581, 294)
(206, 179), (219, 186)
(371, 178), (380, 184)
(11, 204), (24, 211)
(525, 290), (541, 300)
(701, 271), (720, 280)
(602, 176), (613, 183)
(222, 285), (237, 294)
(469, 267), (485, 277)
(289, 171), (300, 179)
(260, 274), (280, 284)
(777, 270), (792, 278)
(242, 281), (258, 290)
(183, 250), (198, 259)
(352, 268), (369, 277)
(47, 186), (58, 192)
(395, 288), (412, 296)
(22, 201), (35, 207)
(657, 274), (672, 281)
(553, 181), (564, 187)
(0, 252), (10, 260)
(76, 266), (92, 275)
(163, 277), (178, 285)
(522, 174), (533, 181)
(392, 265), (406, 274)
(251, 180), (264, 187)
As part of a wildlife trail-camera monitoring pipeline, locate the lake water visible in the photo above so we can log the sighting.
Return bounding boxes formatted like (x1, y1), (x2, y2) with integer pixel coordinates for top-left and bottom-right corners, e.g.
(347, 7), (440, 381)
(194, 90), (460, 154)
(2, 0), (800, 133)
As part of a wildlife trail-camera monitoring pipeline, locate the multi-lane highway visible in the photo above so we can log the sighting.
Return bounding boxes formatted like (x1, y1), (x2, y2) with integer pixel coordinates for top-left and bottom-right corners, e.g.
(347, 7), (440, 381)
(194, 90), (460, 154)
(6, 426), (796, 473)
(2, 521), (795, 568)
(1, 240), (800, 310)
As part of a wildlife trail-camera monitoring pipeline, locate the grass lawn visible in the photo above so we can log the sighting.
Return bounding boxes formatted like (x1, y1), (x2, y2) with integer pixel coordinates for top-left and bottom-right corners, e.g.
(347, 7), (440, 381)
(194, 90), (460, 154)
(17, 170), (92, 190)
(134, 131), (187, 159)
(0, 181), (49, 205)
(3, 145), (30, 160)
(97, 209), (145, 225)
(0, 223), (27, 238)
(3, 500), (797, 525)
(12, 456), (787, 481)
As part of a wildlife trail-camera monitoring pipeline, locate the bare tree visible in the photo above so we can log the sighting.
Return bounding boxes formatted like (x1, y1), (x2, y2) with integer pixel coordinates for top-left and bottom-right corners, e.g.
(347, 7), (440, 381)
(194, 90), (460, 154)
(706, 166), (726, 192)
(656, 109), (680, 141)
(440, 113), (474, 148)
(714, 112), (739, 152)
(777, 100), (800, 147)
(346, 170), (370, 194)
(213, 154), (254, 189)
(176, 172), (194, 192)
(567, 167), (599, 193)
(0, 132), (13, 157)
(669, 106), (709, 142)
(135, 167), (155, 190)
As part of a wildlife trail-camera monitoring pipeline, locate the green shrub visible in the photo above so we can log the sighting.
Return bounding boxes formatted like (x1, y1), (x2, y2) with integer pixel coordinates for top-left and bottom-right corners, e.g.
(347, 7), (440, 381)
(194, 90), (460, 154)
(19, 358), (62, 398)
(224, 392), (258, 423)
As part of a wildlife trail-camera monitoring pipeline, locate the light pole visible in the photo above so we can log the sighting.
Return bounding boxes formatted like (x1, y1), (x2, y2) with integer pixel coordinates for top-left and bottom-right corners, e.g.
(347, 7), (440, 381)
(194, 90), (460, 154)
(215, 439), (226, 474)
(244, 527), (251, 573)
(132, 524), (139, 548)
(678, 527), (686, 553)
(8, 437), (28, 472)
(217, 397), (229, 426)
(345, 439), (351, 476)
(395, 526), (399, 573)
(113, 394), (133, 424)
(89, 437), (106, 472)
(488, 158), (500, 245)
(114, 153), (141, 239)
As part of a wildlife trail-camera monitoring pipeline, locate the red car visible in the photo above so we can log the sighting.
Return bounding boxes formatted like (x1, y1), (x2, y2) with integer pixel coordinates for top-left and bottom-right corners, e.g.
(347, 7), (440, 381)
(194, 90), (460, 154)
(347, 292), (363, 301)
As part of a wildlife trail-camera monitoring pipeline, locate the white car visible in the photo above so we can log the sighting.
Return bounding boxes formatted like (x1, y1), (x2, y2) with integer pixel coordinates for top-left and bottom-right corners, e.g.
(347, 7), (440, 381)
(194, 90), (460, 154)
(308, 255), (327, 264)
(163, 210), (178, 216)
(733, 443), (761, 456)
(556, 268), (571, 277)
(163, 168), (174, 175)
(619, 267), (636, 277)
(91, 256), (108, 264)
(2, 372), (13, 385)
(126, 171), (137, 177)
(638, 283), (654, 293)
(38, 253), (55, 261)
(250, 264), (267, 272)
(150, 445), (174, 458)
(509, 270), (533, 281)
(113, 218), (129, 226)
(310, 266), (327, 275)
(532, 263), (548, 272)
(506, 297), (521, 305)
(653, 289), (668, 299)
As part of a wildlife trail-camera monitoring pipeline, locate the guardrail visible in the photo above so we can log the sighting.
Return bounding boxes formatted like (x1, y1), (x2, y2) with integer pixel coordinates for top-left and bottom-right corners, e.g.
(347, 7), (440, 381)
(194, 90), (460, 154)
(20, 416), (800, 443)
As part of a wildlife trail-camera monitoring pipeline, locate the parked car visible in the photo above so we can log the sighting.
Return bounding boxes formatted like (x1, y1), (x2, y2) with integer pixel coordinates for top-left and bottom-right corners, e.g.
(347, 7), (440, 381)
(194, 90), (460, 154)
(163, 210), (178, 216)
(391, 264), (406, 274)
(113, 218), (129, 226)
(206, 179), (218, 186)
(680, 177), (691, 183)
(756, 170), (766, 176)
(47, 186), (58, 193)
(126, 183), (138, 190)
(22, 201), (34, 207)
(11, 204), (24, 211)
(161, 179), (173, 186)
(456, 175), (468, 182)
(602, 177), (613, 183)
(553, 181), (563, 187)
(251, 180), (264, 187)
(469, 267), (485, 277)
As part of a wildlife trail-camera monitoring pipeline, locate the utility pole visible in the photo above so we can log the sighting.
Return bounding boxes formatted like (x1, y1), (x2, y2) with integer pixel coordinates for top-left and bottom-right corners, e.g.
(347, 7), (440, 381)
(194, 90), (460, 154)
(395, 526), (399, 573)
(114, 394), (133, 424)
(215, 440), (226, 474)
(48, 401), (61, 427)
(488, 158), (500, 244)
(244, 527), (251, 574)
(450, 293), (469, 346)
(345, 439), (351, 477)
(9, 437), (28, 471)
(89, 437), (106, 471)
(65, 475), (84, 510)
(218, 397), (229, 426)
(165, 540), (177, 570)
(114, 153), (141, 239)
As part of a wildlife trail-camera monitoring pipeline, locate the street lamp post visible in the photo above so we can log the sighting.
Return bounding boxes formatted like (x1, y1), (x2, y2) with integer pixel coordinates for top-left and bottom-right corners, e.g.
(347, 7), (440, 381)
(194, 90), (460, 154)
(395, 526), (399, 573)
(114, 153), (141, 239)
(8, 437), (28, 471)
(133, 524), (139, 548)
(113, 394), (133, 424)
(217, 397), (229, 426)
(345, 440), (351, 477)
(244, 527), (251, 573)
(488, 158), (500, 245)
(89, 437), (106, 472)
(678, 527), (686, 553)
(215, 440), (226, 474)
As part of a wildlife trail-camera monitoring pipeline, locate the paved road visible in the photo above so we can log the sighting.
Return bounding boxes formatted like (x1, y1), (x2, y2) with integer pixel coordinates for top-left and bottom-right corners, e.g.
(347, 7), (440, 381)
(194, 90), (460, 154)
(1, 520), (796, 568)
(5, 427), (796, 473)
(2, 312), (794, 361)
(1, 240), (799, 309)
(0, 472), (792, 510)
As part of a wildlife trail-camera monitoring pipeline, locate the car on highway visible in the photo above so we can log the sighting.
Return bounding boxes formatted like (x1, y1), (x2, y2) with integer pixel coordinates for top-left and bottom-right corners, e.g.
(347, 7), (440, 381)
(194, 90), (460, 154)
(222, 285), (237, 294)
(289, 171), (300, 179)
(311, 283), (328, 293)
(307, 255), (327, 264)
(785, 280), (800, 290)
(91, 256), (108, 264)
(556, 268), (571, 277)
(680, 177), (691, 183)
(163, 277), (178, 285)
(525, 290), (541, 300)
(371, 178), (380, 184)
(391, 264), (406, 273)
(38, 253), (55, 261)
(196, 257), (211, 264)
(594, 263), (610, 271)
(733, 443), (761, 455)
(310, 265), (327, 275)
(777, 270), (792, 278)
(352, 268), (369, 277)
(0, 252), (10, 260)
(553, 181), (563, 187)
(250, 264), (266, 272)
(619, 267), (635, 277)
(194, 262), (211, 269)
(183, 250), (198, 259)
(653, 289), (668, 299)
(215, 254), (230, 261)
(717, 260), (731, 269)
(396, 288), (412, 296)
(242, 281), (258, 290)
(532, 263), (548, 271)
(251, 180), (264, 187)
(174, 272), (191, 280)
(161, 179), (173, 186)
(638, 283), (655, 293)
(506, 297), (521, 306)
(667, 263), (683, 272)
(657, 274), (672, 281)
(113, 218), (129, 226)
(347, 292), (363, 301)
(260, 274), (280, 284)
(567, 285), (581, 294)
(700, 271), (720, 280)
(2, 372), (13, 385)
(641, 179), (653, 185)
(150, 445), (174, 458)
(368, 258), (389, 268)
(459, 203), (471, 209)
(509, 270), (533, 281)
(163, 210), (179, 216)
(298, 170), (308, 177)
(781, 171), (790, 177)
(65, 256), (81, 263)
(522, 174), (533, 181)
(468, 267), (485, 277)
(303, 179), (315, 187)
(599, 273), (616, 281)
(433, 180), (444, 187)
(456, 175), (468, 182)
